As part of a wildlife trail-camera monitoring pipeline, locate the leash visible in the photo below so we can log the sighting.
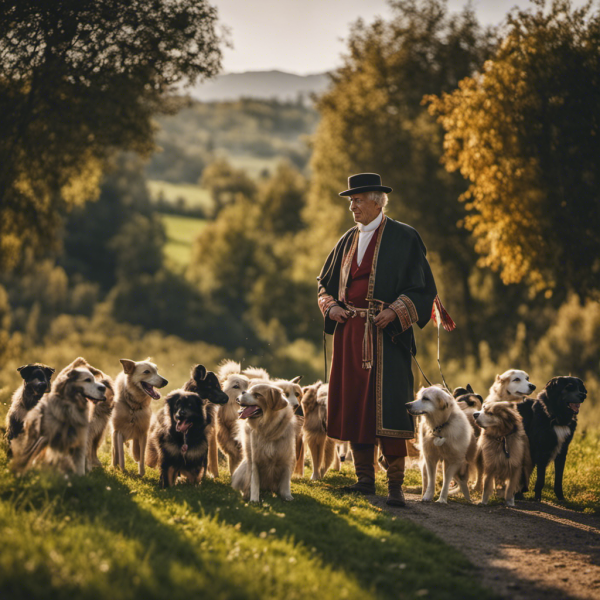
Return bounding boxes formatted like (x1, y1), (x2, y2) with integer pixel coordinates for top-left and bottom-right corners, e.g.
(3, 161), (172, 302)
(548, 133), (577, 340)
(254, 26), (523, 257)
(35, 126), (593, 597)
(323, 332), (328, 383)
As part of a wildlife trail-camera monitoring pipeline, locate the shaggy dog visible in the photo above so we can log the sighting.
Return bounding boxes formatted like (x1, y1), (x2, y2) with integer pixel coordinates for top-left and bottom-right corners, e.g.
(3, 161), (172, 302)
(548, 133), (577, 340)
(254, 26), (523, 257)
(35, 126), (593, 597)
(64, 357), (115, 472)
(474, 402), (532, 506)
(111, 358), (168, 476)
(516, 376), (586, 501)
(485, 370), (536, 404)
(217, 360), (250, 475)
(232, 383), (296, 502)
(406, 386), (476, 503)
(13, 361), (106, 475)
(146, 389), (211, 487)
(453, 384), (484, 438)
(301, 382), (340, 480)
(5, 363), (55, 457)
(182, 364), (229, 477)
(272, 376), (304, 477)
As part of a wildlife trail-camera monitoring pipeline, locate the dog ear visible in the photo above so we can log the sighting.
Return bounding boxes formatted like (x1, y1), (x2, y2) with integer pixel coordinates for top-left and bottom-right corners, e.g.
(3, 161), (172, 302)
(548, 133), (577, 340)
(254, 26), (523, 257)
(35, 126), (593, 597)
(43, 366), (56, 379)
(269, 387), (289, 411)
(17, 365), (35, 380)
(166, 391), (181, 411)
(203, 371), (222, 389)
(544, 377), (563, 398)
(192, 364), (207, 382)
(66, 369), (80, 381)
(466, 384), (474, 394)
(291, 375), (303, 384)
(120, 359), (136, 374)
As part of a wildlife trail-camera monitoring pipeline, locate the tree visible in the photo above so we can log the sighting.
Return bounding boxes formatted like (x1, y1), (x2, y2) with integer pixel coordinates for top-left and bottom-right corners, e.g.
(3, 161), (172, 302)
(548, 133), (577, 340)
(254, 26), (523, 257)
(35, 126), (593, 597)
(427, 0), (600, 296)
(299, 0), (496, 352)
(0, 0), (222, 269)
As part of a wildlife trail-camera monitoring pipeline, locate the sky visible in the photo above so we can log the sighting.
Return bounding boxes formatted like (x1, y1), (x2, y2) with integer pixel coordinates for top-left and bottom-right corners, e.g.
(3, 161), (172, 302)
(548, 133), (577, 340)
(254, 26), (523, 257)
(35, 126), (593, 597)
(214, 0), (591, 75)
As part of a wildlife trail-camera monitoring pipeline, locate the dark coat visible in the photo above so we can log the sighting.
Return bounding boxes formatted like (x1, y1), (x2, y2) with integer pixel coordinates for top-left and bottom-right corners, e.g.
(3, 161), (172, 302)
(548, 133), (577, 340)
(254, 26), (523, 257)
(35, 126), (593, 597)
(317, 216), (437, 437)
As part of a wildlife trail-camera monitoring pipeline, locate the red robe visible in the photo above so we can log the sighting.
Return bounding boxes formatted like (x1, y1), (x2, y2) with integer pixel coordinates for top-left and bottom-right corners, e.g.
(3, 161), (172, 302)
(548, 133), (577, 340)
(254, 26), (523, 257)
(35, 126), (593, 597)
(328, 225), (407, 457)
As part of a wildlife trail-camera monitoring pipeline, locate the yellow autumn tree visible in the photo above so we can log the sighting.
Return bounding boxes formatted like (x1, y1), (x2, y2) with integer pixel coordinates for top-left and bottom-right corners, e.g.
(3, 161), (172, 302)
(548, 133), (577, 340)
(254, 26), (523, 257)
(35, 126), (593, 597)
(427, 0), (600, 296)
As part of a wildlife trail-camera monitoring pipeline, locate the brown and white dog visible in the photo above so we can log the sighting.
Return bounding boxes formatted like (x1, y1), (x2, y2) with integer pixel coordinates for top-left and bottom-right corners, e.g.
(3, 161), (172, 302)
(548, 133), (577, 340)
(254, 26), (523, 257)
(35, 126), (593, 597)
(13, 360), (107, 475)
(5, 363), (55, 458)
(300, 382), (340, 480)
(485, 370), (536, 405)
(406, 386), (476, 503)
(111, 358), (168, 476)
(231, 383), (296, 502)
(473, 402), (532, 506)
(453, 384), (484, 439)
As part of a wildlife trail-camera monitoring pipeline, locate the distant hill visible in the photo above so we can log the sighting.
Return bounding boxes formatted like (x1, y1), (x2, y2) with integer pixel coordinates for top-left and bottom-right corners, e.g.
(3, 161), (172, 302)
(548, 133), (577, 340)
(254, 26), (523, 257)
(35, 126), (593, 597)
(183, 70), (331, 102)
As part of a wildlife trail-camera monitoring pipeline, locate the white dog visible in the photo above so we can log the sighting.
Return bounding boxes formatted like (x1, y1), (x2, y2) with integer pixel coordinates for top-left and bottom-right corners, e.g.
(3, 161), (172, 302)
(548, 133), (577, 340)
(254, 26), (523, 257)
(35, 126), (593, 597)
(485, 370), (536, 404)
(406, 386), (476, 504)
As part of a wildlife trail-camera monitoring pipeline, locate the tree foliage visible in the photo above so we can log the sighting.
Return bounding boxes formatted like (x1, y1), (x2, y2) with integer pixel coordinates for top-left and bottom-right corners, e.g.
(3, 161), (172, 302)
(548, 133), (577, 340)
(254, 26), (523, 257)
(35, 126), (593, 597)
(0, 0), (222, 269)
(427, 0), (600, 296)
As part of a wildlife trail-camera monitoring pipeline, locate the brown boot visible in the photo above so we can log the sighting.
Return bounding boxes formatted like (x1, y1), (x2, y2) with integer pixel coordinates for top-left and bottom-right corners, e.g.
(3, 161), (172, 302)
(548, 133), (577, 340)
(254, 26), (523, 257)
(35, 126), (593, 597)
(339, 443), (375, 495)
(385, 455), (406, 507)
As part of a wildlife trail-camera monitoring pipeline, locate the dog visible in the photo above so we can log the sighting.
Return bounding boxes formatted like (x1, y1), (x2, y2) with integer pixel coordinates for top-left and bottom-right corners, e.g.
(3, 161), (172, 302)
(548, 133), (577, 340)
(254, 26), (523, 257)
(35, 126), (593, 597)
(217, 360), (250, 475)
(301, 382), (340, 480)
(406, 386), (476, 503)
(516, 376), (586, 501)
(111, 358), (168, 476)
(182, 364), (229, 477)
(231, 383), (296, 502)
(146, 389), (211, 487)
(13, 360), (107, 475)
(65, 357), (115, 472)
(473, 402), (532, 506)
(5, 363), (55, 457)
(485, 370), (536, 404)
(453, 384), (484, 438)
(337, 441), (352, 465)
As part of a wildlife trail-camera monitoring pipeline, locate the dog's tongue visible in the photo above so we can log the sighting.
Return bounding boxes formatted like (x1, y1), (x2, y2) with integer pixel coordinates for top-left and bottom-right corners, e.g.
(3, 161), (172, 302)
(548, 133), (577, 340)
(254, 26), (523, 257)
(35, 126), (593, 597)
(239, 406), (260, 419)
(569, 403), (580, 414)
(176, 419), (191, 433)
(141, 382), (160, 399)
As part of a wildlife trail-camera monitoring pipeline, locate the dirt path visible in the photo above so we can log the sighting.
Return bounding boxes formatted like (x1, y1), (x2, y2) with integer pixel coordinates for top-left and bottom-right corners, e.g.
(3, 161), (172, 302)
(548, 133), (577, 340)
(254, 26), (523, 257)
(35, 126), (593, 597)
(371, 492), (600, 600)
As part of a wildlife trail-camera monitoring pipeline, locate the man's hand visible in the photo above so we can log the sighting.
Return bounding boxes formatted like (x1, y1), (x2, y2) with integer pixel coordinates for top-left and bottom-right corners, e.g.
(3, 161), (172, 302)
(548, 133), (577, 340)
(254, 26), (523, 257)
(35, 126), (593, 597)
(373, 308), (397, 329)
(329, 305), (350, 323)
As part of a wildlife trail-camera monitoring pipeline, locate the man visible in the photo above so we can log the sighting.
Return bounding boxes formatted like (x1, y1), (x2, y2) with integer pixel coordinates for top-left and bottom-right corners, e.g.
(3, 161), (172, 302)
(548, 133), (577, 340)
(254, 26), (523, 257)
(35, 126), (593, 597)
(317, 173), (439, 506)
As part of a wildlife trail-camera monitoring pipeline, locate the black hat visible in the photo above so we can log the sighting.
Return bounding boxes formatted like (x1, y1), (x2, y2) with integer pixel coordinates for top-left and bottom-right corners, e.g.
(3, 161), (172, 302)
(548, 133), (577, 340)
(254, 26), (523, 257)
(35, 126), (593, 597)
(339, 173), (392, 197)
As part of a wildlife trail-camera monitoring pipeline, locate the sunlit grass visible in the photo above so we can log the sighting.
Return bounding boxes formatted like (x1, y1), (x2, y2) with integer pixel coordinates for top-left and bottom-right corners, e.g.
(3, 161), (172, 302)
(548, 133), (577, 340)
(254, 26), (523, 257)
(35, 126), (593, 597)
(147, 180), (212, 211)
(0, 447), (495, 600)
(160, 214), (206, 269)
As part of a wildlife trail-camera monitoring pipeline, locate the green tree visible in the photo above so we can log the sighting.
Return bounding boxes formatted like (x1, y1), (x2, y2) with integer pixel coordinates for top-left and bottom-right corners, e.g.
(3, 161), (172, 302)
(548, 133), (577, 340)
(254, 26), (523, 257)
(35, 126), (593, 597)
(0, 0), (222, 269)
(427, 0), (600, 296)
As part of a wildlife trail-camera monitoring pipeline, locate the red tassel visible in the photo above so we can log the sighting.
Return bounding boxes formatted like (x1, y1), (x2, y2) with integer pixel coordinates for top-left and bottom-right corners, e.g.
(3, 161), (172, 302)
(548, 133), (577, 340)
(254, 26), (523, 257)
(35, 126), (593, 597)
(432, 295), (456, 332)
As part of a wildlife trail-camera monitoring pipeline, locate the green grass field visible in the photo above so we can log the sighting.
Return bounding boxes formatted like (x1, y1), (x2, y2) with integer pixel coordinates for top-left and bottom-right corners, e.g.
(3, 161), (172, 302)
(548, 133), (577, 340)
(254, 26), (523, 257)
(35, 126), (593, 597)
(148, 180), (213, 212)
(159, 214), (206, 269)
(0, 450), (496, 600)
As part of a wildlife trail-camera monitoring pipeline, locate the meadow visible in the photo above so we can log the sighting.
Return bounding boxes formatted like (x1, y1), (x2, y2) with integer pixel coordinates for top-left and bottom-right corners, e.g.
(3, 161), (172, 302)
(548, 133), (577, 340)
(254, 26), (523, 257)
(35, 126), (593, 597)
(159, 214), (207, 269)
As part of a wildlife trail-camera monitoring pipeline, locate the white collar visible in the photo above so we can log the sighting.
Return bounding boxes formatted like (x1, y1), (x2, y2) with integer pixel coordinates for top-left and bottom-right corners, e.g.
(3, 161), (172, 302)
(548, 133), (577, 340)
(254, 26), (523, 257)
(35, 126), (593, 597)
(358, 211), (383, 233)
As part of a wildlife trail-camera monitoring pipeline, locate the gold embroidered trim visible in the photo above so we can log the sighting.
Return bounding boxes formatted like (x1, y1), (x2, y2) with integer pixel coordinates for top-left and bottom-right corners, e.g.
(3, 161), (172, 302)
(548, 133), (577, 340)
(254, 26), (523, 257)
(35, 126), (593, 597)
(365, 215), (387, 303)
(389, 295), (419, 332)
(317, 293), (338, 317)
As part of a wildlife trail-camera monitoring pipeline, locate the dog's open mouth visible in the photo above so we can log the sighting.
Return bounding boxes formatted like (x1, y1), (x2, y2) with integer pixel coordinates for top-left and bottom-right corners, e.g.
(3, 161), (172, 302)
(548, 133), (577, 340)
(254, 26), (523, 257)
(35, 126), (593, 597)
(568, 402), (581, 414)
(86, 394), (105, 404)
(406, 407), (425, 416)
(239, 405), (262, 419)
(141, 382), (161, 399)
(176, 419), (192, 433)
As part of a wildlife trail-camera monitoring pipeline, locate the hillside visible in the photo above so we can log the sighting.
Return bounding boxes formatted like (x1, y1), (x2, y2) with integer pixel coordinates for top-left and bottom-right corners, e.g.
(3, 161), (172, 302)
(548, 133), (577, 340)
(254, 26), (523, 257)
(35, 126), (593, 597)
(184, 69), (331, 102)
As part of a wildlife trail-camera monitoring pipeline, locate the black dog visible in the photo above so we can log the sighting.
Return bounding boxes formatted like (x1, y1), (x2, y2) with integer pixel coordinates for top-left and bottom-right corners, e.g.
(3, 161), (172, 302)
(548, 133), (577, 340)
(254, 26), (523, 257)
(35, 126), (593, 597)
(146, 389), (212, 487)
(517, 376), (587, 501)
(5, 363), (55, 456)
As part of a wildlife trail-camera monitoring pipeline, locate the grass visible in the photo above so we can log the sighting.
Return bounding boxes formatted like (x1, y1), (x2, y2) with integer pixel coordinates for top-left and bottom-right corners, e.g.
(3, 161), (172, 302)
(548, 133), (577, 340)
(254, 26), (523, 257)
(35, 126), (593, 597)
(159, 214), (206, 269)
(226, 155), (282, 179)
(0, 448), (496, 600)
(147, 180), (213, 212)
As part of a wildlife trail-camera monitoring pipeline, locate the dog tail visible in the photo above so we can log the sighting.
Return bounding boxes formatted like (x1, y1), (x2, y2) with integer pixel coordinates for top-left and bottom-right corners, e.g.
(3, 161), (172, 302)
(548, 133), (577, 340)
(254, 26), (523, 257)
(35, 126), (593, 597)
(12, 435), (48, 474)
(218, 360), (242, 380)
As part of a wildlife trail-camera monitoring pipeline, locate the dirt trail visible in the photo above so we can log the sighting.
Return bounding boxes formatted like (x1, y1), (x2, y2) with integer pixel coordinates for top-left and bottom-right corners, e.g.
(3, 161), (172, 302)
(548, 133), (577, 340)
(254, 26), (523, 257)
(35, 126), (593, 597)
(371, 493), (600, 600)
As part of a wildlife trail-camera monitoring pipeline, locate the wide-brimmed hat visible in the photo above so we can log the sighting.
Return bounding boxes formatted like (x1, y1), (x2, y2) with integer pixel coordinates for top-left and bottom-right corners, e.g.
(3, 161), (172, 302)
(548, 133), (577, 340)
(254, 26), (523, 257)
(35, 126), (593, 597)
(339, 173), (392, 197)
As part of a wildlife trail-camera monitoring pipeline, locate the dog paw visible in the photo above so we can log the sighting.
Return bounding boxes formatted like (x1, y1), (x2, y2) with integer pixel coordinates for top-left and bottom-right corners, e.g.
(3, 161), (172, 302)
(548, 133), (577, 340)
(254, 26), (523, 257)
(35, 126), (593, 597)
(436, 497), (448, 504)
(310, 473), (321, 481)
(477, 501), (488, 506)
(249, 498), (260, 504)
(421, 495), (433, 502)
(281, 494), (294, 502)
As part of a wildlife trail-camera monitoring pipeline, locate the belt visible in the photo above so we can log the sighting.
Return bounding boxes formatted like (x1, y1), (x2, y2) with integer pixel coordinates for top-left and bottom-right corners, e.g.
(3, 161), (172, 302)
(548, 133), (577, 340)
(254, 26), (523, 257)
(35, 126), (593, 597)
(345, 303), (384, 370)
(347, 307), (370, 319)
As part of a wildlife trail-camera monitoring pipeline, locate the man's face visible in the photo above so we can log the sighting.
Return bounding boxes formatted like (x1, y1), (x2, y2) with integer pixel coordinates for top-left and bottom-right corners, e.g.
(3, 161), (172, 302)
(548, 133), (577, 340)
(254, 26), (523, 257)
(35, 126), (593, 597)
(348, 193), (381, 226)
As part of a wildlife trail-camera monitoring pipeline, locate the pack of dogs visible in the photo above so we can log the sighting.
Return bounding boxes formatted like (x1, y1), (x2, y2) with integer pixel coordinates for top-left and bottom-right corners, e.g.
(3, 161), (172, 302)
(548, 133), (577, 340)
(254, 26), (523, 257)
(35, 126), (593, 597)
(3, 359), (587, 506)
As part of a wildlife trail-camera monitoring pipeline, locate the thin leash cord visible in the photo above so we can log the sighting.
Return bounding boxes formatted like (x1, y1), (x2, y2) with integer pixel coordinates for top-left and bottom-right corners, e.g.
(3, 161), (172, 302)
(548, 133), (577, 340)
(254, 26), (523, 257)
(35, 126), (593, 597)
(437, 322), (451, 393)
(323, 331), (328, 383)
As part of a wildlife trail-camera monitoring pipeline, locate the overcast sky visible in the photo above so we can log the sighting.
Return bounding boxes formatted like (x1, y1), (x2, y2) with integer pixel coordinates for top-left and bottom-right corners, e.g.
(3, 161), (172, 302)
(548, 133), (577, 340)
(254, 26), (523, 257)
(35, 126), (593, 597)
(214, 0), (591, 75)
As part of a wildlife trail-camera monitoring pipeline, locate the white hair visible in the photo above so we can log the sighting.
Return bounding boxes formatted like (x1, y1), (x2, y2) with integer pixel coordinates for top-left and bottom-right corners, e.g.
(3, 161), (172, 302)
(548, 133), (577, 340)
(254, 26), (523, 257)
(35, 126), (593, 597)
(366, 191), (388, 209)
